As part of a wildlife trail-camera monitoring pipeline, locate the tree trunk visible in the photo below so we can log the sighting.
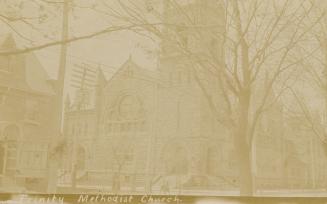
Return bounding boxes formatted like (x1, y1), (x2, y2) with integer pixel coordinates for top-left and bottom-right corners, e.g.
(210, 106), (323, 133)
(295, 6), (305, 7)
(235, 91), (254, 196)
(236, 137), (253, 196)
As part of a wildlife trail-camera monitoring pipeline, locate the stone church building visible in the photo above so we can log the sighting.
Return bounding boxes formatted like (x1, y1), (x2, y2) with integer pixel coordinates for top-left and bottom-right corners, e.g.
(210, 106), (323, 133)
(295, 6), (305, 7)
(62, 0), (327, 193)
(63, 54), (240, 192)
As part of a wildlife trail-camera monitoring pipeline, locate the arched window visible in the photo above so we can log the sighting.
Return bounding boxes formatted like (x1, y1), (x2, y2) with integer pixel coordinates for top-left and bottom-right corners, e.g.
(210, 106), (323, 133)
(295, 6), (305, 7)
(106, 123), (112, 134)
(118, 95), (142, 120)
(206, 147), (220, 176)
(84, 122), (88, 137)
(76, 146), (86, 171)
(3, 125), (19, 176)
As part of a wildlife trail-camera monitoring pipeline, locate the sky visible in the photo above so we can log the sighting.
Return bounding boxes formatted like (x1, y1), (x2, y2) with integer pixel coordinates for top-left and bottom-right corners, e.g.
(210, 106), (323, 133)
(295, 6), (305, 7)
(0, 0), (159, 101)
(0, 0), (325, 113)
(0, 0), (159, 74)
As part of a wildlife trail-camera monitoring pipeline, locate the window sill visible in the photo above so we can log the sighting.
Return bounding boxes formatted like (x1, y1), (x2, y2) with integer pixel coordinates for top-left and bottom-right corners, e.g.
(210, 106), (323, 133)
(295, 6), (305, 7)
(23, 119), (40, 126)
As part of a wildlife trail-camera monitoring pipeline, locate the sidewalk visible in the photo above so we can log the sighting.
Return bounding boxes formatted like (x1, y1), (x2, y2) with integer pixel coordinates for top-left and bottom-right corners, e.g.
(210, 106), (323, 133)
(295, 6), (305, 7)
(57, 184), (327, 197)
(256, 189), (327, 197)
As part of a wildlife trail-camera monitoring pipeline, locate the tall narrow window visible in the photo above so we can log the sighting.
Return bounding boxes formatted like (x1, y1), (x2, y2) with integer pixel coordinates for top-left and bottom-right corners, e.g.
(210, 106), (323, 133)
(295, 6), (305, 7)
(26, 100), (40, 121)
(126, 123), (132, 132)
(0, 56), (10, 72)
(84, 123), (88, 137)
(106, 123), (112, 133)
(206, 147), (219, 175)
(3, 125), (19, 176)
(178, 71), (182, 84)
(76, 147), (86, 171)
(169, 72), (174, 86)
(186, 71), (192, 84)
(210, 38), (218, 57)
(71, 124), (75, 136)
(0, 143), (5, 174)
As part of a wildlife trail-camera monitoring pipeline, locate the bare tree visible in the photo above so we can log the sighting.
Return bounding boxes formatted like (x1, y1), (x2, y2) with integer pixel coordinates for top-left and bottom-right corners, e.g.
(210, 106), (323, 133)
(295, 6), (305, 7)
(100, 0), (324, 195)
(288, 1), (327, 166)
(1, 0), (324, 196)
(0, 1), (163, 56)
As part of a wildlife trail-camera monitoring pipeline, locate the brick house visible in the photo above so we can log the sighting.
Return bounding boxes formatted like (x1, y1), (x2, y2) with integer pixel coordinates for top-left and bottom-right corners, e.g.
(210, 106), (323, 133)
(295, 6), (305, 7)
(0, 34), (57, 192)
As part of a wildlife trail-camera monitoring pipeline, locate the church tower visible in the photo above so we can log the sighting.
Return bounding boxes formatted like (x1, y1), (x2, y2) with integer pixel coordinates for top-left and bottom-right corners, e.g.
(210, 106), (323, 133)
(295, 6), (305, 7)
(159, 0), (225, 75)
(155, 0), (232, 190)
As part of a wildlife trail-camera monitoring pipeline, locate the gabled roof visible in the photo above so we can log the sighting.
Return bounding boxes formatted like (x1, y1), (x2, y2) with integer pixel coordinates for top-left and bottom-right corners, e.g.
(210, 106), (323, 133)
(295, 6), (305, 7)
(100, 56), (158, 85)
(24, 52), (55, 95)
(0, 33), (55, 95)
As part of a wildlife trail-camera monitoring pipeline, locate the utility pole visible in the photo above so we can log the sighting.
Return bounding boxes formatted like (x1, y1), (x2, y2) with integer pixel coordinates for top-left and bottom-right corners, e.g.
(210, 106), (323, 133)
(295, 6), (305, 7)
(310, 135), (316, 189)
(47, 0), (70, 193)
(70, 63), (97, 190)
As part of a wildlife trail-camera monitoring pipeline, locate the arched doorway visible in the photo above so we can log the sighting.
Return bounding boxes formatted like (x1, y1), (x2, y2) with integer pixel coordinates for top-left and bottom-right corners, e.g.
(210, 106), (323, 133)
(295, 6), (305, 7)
(206, 147), (220, 176)
(2, 125), (19, 176)
(162, 144), (188, 176)
(161, 143), (189, 192)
